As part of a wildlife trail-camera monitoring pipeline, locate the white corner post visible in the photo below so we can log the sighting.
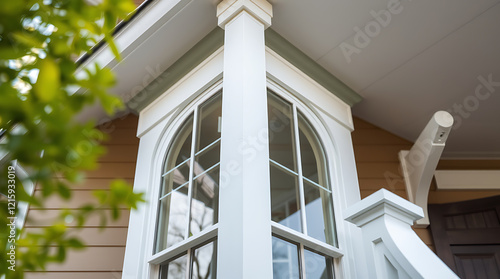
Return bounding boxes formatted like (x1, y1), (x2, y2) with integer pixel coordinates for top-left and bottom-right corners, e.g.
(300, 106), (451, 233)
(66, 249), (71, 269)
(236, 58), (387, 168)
(345, 189), (459, 279)
(399, 111), (453, 228)
(216, 1), (273, 278)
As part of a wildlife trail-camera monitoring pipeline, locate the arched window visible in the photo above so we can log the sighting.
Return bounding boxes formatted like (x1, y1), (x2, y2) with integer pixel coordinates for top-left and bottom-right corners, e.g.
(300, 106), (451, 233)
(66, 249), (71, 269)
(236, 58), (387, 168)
(268, 90), (337, 278)
(154, 92), (222, 278)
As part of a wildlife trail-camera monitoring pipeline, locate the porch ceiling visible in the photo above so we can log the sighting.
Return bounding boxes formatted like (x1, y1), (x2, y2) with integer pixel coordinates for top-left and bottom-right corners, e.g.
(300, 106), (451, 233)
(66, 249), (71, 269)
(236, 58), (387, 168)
(79, 0), (500, 159)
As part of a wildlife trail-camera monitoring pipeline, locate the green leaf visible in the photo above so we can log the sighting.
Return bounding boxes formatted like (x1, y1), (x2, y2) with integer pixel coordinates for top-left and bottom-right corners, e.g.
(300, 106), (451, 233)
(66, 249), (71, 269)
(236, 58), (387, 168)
(33, 58), (60, 102)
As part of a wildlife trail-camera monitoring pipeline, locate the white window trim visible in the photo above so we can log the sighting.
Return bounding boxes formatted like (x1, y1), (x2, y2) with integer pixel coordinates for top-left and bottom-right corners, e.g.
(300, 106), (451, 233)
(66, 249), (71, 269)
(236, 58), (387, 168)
(123, 46), (367, 279)
(144, 84), (223, 279)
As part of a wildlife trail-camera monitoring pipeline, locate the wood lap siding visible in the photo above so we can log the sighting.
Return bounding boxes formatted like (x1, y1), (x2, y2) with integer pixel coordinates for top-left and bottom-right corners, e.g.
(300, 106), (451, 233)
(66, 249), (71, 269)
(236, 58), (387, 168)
(24, 115), (139, 279)
(351, 117), (411, 200)
(352, 116), (500, 253)
(352, 117), (435, 252)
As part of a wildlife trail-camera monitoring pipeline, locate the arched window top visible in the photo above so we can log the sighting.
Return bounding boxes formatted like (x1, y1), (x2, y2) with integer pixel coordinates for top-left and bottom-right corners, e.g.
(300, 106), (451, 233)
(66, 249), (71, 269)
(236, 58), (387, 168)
(268, 90), (336, 246)
(155, 92), (222, 254)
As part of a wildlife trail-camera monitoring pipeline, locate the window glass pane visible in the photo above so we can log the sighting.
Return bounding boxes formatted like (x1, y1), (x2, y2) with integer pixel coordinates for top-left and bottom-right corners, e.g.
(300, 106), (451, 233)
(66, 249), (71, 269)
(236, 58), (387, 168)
(303, 249), (334, 279)
(268, 93), (297, 172)
(303, 180), (336, 246)
(270, 163), (302, 232)
(165, 115), (193, 170)
(298, 112), (328, 188)
(161, 161), (190, 196)
(272, 237), (300, 279)
(191, 241), (217, 279)
(190, 166), (219, 236)
(194, 140), (220, 175)
(156, 184), (190, 252)
(197, 93), (222, 152)
(160, 254), (188, 279)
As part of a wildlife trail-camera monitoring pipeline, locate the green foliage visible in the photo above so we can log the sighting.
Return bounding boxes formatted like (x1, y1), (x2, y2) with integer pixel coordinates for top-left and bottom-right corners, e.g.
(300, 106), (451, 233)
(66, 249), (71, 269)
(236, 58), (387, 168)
(0, 0), (144, 277)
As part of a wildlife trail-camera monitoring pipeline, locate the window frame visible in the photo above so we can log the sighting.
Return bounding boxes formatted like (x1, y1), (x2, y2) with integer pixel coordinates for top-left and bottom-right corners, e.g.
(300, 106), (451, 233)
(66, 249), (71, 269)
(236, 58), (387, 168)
(267, 80), (346, 278)
(148, 82), (224, 269)
(124, 46), (364, 278)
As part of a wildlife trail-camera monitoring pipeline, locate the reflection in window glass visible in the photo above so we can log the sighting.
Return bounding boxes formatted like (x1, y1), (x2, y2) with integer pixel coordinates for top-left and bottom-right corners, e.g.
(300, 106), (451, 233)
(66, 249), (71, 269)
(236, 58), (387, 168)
(155, 92), (222, 253)
(160, 241), (217, 279)
(303, 249), (334, 279)
(160, 254), (188, 279)
(157, 184), (189, 251)
(304, 180), (335, 246)
(270, 164), (301, 232)
(190, 166), (219, 236)
(268, 91), (337, 247)
(298, 113), (328, 187)
(197, 94), (222, 152)
(272, 237), (300, 279)
(268, 93), (297, 172)
(191, 241), (217, 279)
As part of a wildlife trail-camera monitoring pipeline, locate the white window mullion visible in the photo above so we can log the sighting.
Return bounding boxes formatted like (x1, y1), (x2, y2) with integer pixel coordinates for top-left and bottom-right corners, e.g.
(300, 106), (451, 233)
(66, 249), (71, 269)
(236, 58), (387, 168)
(293, 104), (308, 236)
(299, 244), (307, 279)
(185, 248), (192, 279)
(185, 107), (199, 240)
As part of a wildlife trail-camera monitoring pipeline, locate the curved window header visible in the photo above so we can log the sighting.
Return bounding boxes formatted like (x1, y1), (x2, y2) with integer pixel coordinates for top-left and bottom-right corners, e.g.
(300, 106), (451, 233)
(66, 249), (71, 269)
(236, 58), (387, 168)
(268, 91), (337, 247)
(155, 92), (222, 253)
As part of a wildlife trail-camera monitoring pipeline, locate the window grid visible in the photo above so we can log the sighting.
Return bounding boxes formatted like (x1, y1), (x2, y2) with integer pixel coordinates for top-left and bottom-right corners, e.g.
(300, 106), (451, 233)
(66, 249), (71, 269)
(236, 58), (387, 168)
(156, 92), (222, 253)
(269, 100), (334, 242)
(185, 106), (199, 239)
(292, 103), (309, 236)
(160, 238), (217, 279)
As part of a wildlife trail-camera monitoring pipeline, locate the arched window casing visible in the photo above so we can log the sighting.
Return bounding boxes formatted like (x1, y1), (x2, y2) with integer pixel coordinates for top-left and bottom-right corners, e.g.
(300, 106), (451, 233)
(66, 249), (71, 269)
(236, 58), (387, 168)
(123, 47), (366, 279)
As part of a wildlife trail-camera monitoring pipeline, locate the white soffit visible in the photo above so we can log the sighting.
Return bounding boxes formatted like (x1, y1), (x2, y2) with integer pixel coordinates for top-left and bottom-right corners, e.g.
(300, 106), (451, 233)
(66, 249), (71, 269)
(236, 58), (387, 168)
(270, 0), (500, 159)
(76, 0), (218, 123)
(435, 170), (500, 190)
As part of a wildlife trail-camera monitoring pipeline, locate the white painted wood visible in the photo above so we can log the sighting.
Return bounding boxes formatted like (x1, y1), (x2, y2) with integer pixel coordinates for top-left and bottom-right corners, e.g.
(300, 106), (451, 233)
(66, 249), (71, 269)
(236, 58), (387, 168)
(267, 82), (368, 279)
(345, 189), (459, 279)
(271, 222), (343, 258)
(399, 111), (453, 228)
(216, 1), (273, 277)
(266, 48), (354, 130)
(122, 82), (223, 279)
(137, 48), (224, 137)
(217, 0), (272, 29)
(435, 170), (500, 189)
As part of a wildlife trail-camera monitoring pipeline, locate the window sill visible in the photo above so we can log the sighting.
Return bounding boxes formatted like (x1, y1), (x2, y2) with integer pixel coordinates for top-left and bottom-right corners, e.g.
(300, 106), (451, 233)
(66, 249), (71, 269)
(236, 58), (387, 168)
(149, 224), (218, 265)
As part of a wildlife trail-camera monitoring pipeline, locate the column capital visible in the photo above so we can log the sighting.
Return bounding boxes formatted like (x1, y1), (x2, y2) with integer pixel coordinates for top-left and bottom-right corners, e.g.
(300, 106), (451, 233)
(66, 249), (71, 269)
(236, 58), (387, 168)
(217, 0), (273, 29)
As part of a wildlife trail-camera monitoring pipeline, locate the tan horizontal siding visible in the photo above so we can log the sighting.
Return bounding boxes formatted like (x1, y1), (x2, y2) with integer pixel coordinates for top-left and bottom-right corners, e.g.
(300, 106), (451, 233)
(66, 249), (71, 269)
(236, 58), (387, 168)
(24, 227), (128, 246)
(31, 190), (131, 209)
(25, 114), (139, 276)
(25, 247), (126, 272)
(352, 116), (500, 252)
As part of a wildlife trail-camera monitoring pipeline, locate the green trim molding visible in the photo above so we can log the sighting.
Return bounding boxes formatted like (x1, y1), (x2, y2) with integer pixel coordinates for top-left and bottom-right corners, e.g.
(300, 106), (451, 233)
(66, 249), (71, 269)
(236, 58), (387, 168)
(128, 27), (362, 112)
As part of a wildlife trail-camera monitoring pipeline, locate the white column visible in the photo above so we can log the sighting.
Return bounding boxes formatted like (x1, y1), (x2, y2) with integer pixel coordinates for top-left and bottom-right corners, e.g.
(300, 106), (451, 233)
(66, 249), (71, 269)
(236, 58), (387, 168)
(216, 1), (273, 278)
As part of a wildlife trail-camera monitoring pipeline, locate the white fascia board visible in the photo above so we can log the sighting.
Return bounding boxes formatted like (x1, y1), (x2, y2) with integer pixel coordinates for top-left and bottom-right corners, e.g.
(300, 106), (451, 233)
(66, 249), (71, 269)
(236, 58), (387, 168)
(77, 0), (188, 72)
(435, 170), (500, 190)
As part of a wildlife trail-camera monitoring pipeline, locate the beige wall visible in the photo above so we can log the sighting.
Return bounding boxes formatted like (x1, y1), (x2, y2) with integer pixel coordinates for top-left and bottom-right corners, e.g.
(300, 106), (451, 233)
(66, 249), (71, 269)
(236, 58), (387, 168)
(351, 116), (500, 252)
(24, 114), (139, 279)
(22, 114), (500, 276)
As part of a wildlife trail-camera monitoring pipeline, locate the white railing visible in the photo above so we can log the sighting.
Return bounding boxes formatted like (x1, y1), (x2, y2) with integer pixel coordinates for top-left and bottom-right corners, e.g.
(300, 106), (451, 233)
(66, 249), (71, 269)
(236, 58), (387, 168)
(345, 189), (458, 279)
